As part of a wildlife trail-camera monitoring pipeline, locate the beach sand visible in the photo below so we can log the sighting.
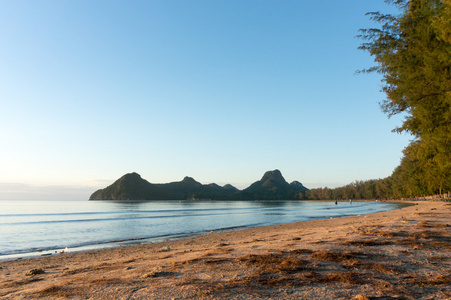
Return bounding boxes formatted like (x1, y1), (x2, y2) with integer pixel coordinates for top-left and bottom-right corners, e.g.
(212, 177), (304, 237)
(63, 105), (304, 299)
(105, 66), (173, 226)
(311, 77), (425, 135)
(1, 201), (450, 299)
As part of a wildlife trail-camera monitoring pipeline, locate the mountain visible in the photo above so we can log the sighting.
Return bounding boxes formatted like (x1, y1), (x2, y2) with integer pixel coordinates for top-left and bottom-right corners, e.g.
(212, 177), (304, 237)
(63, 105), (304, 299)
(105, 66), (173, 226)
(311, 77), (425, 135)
(241, 170), (308, 200)
(223, 184), (239, 191)
(89, 172), (168, 200)
(89, 173), (239, 200)
(89, 170), (308, 200)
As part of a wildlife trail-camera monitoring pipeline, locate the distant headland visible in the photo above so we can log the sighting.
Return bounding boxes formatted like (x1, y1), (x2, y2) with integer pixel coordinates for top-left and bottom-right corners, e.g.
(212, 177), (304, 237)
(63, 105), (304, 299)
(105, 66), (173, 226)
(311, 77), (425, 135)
(89, 169), (308, 201)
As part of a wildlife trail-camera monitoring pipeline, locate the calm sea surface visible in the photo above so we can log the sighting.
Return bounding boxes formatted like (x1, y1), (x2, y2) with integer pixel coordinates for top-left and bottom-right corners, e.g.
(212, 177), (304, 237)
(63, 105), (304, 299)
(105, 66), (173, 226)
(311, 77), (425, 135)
(0, 200), (406, 260)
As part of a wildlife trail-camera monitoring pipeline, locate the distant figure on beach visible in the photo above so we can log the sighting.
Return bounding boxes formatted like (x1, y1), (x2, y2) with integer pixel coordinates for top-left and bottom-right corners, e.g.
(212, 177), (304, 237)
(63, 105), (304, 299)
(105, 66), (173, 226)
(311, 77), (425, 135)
(350, 199), (352, 205)
(335, 200), (337, 205)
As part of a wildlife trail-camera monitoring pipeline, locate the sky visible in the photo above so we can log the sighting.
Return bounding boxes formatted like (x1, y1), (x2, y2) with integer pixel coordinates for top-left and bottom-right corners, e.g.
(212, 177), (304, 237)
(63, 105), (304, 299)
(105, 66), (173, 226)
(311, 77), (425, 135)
(0, 0), (412, 200)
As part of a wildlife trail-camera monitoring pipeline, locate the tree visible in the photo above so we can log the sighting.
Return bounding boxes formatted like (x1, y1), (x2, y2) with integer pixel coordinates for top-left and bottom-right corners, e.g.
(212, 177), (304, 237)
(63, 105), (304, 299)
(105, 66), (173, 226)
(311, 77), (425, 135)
(358, 0), (451, 196)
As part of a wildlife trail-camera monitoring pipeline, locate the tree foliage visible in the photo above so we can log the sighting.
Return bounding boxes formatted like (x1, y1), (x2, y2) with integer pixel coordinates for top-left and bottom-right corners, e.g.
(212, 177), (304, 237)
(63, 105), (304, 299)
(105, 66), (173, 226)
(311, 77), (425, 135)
(357, 0), (451, 196)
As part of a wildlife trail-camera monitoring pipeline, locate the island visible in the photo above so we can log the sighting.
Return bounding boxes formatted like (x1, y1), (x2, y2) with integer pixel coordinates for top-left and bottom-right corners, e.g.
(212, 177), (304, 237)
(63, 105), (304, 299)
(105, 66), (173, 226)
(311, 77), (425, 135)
(89, 169), (308, 200)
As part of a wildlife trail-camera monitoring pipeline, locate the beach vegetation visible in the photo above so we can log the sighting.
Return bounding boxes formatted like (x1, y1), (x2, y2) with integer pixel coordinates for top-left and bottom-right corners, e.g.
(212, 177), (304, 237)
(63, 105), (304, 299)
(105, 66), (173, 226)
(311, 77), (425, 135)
(26, 268), (45, 276)
(38, 285), (72, 298)
(357, 0), (451, 197)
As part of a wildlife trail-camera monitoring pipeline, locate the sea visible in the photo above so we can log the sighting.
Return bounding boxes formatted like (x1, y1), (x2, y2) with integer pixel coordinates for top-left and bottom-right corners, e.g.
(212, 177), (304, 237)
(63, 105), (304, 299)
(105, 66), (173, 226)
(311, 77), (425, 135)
(0, 200), (407, 260)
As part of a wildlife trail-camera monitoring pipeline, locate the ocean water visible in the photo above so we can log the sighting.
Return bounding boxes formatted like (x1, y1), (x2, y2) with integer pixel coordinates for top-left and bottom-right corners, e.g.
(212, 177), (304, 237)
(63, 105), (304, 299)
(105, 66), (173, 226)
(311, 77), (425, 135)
(0, 200), (406, 260)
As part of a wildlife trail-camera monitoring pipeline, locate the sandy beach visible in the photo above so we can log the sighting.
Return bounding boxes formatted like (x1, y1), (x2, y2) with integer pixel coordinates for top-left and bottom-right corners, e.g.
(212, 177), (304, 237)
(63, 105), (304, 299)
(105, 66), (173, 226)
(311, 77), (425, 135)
(1, 201), (450, 299)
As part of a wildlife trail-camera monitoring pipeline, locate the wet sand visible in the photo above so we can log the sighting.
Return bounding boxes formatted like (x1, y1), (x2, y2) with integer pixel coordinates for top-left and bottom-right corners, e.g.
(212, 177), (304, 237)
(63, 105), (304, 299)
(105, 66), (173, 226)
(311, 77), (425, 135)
(1, 201), (450, 299)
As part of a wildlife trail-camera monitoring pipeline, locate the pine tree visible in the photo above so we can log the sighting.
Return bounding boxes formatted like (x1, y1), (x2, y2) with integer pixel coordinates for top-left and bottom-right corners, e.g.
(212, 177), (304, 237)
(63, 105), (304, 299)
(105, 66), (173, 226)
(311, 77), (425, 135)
(358, 0), (451, 196)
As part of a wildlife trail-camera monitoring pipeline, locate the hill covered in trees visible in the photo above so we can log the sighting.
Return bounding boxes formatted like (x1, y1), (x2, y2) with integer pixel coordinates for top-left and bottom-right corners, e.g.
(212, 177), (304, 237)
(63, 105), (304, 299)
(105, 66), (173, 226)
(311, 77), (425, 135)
(89, 170), (308, 201)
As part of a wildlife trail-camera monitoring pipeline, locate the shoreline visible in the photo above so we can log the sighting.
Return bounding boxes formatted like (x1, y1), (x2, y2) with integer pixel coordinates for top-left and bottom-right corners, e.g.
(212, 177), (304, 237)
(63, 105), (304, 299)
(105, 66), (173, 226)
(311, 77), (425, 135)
(0, 200), (404, 261)
(1, 201), (450, 299)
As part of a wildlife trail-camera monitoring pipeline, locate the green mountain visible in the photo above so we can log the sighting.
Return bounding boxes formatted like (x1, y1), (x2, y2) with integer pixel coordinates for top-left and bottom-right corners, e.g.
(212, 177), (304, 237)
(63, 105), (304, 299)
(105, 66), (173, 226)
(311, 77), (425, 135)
(89, 172), (238, 200)
(241, 170), (308, 200)
(89, 172), (168, 200)
(89, 170), (308, 200)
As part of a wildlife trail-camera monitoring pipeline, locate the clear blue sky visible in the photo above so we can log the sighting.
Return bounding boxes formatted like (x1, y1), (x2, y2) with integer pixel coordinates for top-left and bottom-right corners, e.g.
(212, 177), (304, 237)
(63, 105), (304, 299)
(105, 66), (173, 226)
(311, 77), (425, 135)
(0, 0), (411, 200)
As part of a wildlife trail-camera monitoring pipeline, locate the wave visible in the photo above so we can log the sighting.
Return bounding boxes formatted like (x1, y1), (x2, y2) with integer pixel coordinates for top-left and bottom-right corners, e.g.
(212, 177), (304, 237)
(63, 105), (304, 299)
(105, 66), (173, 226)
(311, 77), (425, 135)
(0, 207), (293, 226)
(0, 223), (262, 257)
